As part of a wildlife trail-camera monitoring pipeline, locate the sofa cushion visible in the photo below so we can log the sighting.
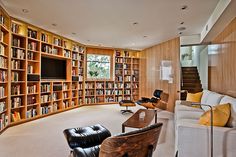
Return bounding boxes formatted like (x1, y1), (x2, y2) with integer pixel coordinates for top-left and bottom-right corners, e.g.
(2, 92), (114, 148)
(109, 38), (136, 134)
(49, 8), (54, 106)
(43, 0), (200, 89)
(220, 96), (236, 127)
(201, 90), (211, 104)
(176, 110), (204, 122)
(199, 103), (231, 127)
(202, 92), (224, 111)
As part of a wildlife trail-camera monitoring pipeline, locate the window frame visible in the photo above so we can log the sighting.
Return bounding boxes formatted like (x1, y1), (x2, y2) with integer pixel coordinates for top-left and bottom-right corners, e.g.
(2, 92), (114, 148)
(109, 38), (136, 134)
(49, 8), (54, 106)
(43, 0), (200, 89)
(86, 50), (114, 81)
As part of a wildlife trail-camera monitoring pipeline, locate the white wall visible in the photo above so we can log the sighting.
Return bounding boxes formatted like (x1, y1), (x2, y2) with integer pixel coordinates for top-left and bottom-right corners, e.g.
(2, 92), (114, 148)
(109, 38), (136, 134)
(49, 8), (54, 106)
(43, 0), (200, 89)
(199, 47), (208, 89)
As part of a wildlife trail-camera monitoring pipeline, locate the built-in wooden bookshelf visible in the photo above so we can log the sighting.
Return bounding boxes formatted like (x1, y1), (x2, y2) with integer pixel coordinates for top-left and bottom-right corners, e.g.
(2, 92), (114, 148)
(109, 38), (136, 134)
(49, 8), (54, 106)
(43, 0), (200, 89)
(83, 49), (140, 105)
(0, 6), (140, 133)
(0, 7), (10, 131)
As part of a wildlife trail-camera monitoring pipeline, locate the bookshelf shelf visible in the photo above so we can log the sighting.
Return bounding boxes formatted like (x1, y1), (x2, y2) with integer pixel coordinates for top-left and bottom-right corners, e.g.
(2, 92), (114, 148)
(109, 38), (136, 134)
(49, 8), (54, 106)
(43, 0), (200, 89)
(0, 7), (141, 133)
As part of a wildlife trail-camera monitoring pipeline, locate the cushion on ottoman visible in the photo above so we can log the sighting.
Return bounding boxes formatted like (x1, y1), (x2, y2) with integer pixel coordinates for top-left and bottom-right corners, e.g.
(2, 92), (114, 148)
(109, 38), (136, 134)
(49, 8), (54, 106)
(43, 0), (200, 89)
(63, 124), (111, 149)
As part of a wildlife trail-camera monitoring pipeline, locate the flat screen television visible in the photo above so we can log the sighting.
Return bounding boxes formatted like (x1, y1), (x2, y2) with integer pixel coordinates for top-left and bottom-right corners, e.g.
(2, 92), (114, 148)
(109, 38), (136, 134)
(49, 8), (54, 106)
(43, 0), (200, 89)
(41, 57), (66, 80)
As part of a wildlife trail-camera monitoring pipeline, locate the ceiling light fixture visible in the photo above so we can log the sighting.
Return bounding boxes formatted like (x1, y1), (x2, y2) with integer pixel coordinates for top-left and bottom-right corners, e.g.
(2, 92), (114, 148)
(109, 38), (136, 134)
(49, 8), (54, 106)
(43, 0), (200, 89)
(72, 32), (76, 35)
(133, 22), (139, 25)
(179, 32), (182, 35)
(52, 23), (57, 27)
(180, 22), (184, 25)
(178, 27), (186, 31)
(181, 5), (188, 10)
(143, 35), (148, 38)
(22, 9), (29, 13)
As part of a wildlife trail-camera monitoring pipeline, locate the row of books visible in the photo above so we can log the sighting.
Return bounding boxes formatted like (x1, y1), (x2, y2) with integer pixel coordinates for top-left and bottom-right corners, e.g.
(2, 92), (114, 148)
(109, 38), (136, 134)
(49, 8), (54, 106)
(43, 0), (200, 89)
(85, 97), (95, 104)
(41, 84), (50, 93)
(63, 92), (69, 99)
(11, 59), (21, 69)
(0, 56), (7, 68)
(96, 90), (104, 95)
(105, 96), (114, 102)
(26, 108), (37, 118)
(72, 45), (85, 53)
(115, 90), (123, 95)
(72, 53), (83, 60)
(85, 83), (95, 89)
(27, 96), (36, 105)
(27, 85), (37, 94)
(11, 111), (21, 122)
(11, 97), (22, 108)
(0, 15), (5, 26)
(27, 51), (35, 60)
(11, 85), (21, 95)
(124, 90), (131, 95)
(0, 113), (8, 130)
(52, 93), (59, 101)
(28, 41), (37, 51)
(11, 47), (25, 59)
(28, 29), (37, 39)
(27, 65), (34, 74)
(105, 90), (114, 95)
(11, 72), (19, 82)
(53, 38), (62, 47)
(0, 70), (7, 82)
(62, 101), (69, 109)
(12, 37), (22, 48)
(63, 84), (69, 90)
(41, 94), (51, 103)
(0, 101), (6, 113)
(41, 44), (52, 53)
(40, 104), (57, 115)
(11, 23), (20, 34)
(0, 31), (4, 42)
(0, 44), (5, 56)
(85, 90), (94, 96)
(63, 50), (70, 58)
(41, 33), (49, 43)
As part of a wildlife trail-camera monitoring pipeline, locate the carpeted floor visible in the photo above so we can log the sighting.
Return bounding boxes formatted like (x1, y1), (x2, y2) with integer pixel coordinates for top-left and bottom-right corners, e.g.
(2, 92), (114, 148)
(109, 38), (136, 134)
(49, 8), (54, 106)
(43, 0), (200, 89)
(0, 104), (175, 157)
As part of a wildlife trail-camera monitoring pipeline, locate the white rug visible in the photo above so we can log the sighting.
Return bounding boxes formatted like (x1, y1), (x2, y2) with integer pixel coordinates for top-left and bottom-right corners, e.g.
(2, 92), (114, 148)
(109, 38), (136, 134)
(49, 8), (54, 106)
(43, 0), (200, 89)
(0, 104), (175, 157)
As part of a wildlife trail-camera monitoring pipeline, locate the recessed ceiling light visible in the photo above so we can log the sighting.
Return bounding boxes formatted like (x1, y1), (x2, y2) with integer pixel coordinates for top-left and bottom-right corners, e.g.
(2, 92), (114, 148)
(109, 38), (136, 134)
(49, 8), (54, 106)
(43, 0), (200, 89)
(143, 35), (148, 38)
(72, 32), (76, 35)
(180, 22), (184, 25)
(181, 5), (188, 10)
(22, 9), (29, 13)
(133, 22), (139, 25)
(52, 23), (57, 27)
(179, 32), (183, 35)
(178, 27), (186, 31)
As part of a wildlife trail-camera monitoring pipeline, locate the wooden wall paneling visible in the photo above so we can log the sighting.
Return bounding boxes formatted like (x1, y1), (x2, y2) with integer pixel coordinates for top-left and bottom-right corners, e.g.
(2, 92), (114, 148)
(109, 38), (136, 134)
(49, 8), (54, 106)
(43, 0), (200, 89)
(139, 38), (180, 112)
(209, 17), (236, 97)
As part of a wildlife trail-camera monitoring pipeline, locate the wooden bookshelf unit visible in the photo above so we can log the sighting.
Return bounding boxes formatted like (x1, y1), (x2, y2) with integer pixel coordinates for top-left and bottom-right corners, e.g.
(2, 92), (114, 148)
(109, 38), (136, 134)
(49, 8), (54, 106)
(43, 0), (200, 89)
(0, 7), (140, 133)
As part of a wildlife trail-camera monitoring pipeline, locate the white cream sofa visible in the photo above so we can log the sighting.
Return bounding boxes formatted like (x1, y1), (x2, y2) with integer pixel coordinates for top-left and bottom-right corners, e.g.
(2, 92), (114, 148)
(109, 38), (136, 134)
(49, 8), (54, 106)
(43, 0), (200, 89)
(175, 90), (236, 157)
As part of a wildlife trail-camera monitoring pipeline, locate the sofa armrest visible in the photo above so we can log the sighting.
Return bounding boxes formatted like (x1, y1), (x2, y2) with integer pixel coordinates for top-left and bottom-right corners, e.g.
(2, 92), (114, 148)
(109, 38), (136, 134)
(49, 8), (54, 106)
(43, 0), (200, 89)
(177, 122), (236, 157)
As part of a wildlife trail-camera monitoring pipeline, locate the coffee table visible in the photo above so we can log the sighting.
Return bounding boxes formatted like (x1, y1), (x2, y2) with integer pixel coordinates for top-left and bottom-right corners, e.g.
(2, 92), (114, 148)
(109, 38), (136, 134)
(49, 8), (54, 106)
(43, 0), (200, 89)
(122, 109), (157, 133)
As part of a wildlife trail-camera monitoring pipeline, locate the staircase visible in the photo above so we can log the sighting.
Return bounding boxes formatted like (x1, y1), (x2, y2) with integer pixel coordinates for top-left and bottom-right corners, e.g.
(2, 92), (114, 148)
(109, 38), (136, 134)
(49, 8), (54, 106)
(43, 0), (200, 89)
(181, 67), (203, 100)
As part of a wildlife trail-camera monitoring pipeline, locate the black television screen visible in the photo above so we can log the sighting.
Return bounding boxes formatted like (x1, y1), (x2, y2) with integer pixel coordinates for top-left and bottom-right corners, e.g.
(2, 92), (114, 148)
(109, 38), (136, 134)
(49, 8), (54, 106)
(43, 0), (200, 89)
(41, 57), (66, 80)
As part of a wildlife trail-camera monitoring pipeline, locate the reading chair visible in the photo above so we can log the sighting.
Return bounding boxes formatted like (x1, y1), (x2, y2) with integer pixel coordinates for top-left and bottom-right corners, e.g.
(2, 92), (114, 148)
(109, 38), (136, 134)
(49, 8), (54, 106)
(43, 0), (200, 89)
(72, 123), (163, 157)
(136, 89), (169, 110)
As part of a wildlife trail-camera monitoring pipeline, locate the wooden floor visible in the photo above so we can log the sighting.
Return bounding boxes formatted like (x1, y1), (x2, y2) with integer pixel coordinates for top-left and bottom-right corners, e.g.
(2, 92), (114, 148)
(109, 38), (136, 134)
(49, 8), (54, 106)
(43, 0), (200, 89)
(0, 104), (175, 157)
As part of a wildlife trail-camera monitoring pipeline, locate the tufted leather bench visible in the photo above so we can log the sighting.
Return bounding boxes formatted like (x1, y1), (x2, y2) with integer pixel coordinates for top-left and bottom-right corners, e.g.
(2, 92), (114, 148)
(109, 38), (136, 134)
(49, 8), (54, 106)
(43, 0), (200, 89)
(63, 124), (111, 150)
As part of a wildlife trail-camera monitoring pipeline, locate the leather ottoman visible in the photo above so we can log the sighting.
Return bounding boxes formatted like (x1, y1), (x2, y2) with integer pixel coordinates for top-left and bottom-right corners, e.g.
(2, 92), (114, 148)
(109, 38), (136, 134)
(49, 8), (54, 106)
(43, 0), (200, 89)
(63, 124), (111, 149)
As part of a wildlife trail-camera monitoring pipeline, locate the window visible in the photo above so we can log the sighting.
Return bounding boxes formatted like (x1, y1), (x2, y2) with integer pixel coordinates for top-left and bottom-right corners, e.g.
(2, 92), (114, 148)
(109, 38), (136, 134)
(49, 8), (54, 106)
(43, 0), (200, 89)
(87, 54), (111, 80)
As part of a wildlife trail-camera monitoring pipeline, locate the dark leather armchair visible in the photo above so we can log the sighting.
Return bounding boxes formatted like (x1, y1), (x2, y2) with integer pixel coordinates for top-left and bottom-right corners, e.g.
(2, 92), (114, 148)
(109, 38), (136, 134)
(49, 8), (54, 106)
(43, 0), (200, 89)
(72, 123), (163, 157)
(136, 89), (169, 110)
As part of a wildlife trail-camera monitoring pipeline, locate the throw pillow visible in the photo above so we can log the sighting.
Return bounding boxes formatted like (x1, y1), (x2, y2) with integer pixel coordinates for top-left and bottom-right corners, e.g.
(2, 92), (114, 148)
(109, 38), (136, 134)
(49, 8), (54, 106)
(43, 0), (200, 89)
(186, 92), (203, 103)
(199, 103), (231, 127)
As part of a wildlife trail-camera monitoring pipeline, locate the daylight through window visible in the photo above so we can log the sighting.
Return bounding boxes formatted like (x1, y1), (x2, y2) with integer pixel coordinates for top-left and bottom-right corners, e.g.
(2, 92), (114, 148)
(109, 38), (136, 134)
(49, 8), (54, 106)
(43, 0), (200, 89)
(87, 54), (111, 79)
